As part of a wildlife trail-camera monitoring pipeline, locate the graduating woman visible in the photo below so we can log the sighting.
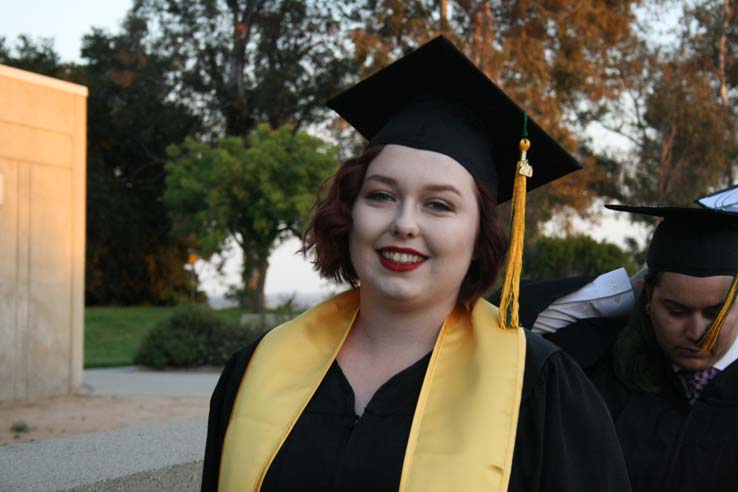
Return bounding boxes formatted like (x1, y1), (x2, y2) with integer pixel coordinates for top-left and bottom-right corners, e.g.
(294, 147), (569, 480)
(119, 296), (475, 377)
(201, 36), (631, 492)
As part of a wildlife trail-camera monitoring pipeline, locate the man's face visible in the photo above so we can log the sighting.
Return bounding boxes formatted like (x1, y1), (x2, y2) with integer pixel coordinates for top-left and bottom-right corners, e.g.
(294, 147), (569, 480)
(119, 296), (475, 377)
(649, 272), (738, 371)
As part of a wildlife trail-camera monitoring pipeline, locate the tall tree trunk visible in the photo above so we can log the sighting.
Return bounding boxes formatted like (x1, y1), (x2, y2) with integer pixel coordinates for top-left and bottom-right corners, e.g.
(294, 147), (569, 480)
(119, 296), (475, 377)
(219, 0), (268, 136)
(239, 248), (269, 313)
(718, 0), (734, 183)
(252, 256), (269, 313)
(440, 0), (448, 32)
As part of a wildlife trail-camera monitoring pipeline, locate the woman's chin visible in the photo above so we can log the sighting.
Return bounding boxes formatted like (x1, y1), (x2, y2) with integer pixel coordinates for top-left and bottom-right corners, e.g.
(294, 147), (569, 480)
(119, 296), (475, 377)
(376, 285), (423, 303)
(359, 280), (427, 305)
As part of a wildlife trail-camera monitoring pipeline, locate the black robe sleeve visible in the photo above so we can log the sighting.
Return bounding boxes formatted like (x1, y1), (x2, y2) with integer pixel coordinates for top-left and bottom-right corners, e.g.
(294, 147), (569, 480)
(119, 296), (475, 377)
(201, 338), (263, 492)
(545, 317), (627, 371)
(509, 332), (632, 492)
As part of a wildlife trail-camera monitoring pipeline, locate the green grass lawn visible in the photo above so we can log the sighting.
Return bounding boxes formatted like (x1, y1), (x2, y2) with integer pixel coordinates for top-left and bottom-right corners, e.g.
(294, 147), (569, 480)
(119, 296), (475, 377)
(84, 306), (250, 368)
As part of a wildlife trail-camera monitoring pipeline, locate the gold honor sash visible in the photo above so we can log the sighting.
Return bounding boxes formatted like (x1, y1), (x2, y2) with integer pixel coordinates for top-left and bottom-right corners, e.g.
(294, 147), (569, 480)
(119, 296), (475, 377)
(219, 289), (526, 491)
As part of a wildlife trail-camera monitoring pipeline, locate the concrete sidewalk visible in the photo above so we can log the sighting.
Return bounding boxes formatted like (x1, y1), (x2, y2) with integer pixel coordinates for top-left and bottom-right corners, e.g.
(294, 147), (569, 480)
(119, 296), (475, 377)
(82, 366), (221, 397)
(0, 366), (223, 491)
(0, 417), (207, 492)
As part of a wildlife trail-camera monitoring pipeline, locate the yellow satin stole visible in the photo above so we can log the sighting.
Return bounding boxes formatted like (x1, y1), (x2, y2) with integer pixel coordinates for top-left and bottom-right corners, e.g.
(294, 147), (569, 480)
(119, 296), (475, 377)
(219, 289), (526, 491)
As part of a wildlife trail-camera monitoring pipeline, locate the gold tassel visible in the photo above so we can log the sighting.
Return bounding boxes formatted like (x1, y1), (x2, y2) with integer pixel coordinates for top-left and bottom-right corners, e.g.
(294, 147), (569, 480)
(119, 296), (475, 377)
(499, 136), (533, 329)
(698, 273), (738, 351)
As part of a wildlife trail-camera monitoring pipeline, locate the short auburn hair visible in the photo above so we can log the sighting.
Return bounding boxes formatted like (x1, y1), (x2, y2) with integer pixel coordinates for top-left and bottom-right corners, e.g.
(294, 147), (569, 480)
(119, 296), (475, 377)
(302, 145), (508, 303)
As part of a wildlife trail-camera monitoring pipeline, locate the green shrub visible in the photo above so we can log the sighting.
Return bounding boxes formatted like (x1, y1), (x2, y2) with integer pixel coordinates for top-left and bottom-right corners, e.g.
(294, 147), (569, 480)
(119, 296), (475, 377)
(11, 421), (29, 434)
(524, 235), (637, 280)
(134, 304), (267, 369)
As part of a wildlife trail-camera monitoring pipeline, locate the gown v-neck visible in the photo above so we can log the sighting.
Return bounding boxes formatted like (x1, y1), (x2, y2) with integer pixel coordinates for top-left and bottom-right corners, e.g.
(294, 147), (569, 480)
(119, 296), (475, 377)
(261, 353), (432, 492)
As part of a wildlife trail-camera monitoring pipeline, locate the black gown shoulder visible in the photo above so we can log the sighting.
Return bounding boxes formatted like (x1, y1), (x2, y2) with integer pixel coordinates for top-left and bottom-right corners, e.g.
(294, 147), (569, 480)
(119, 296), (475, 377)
(510, 330), (630, 492)
(202, 331), (631, 492)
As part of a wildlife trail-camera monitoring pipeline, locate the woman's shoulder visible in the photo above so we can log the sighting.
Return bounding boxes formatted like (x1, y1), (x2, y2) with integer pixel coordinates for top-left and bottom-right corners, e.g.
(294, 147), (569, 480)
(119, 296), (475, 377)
(215, 335), (267, 392)
(522, 329), (563, 377)
(524, 324), (634, 418)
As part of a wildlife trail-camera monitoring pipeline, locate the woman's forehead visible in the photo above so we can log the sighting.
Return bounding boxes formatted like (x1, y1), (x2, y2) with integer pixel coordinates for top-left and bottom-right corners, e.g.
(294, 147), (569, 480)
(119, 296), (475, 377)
(365, 144), (476, 190)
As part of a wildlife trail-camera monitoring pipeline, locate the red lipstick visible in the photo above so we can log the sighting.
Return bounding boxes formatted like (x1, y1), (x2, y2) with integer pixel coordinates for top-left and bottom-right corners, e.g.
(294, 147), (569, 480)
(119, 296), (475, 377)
(377, 247), (427, 272)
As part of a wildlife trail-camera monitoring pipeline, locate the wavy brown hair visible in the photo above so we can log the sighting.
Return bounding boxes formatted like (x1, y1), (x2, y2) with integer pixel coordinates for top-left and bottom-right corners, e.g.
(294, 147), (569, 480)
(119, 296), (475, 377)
(302, 145), (508, 304)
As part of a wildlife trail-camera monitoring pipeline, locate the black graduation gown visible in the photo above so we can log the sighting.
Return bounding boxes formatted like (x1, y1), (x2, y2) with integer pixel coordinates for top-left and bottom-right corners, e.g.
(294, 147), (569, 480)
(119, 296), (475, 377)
(495, 276), (738, 492)
(201, 329), (631, 492)
(551, 317), (738, 492)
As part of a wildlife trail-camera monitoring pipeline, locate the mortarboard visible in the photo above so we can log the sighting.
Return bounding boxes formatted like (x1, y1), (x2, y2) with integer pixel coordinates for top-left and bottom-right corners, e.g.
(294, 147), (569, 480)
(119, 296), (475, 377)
(326, 35), (581, 204)
(327, 35), (581, 329)
(606, 204), (738, 351)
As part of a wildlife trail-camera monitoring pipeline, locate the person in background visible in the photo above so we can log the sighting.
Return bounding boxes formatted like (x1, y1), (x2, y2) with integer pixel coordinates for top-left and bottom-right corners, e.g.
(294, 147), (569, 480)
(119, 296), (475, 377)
(201, 36), (631, 492)
(507, 204), (738, 492)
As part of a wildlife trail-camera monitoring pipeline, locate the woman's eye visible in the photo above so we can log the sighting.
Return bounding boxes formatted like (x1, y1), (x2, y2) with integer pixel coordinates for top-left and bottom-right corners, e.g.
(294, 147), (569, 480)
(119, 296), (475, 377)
(366, 191), (393, 202)
(428, 200), (453, 212)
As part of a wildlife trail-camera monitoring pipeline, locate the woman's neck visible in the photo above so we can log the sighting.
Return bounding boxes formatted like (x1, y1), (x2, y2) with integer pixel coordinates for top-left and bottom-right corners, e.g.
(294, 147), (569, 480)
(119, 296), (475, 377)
(336, 288), (459, 415)
(349, 289), (458, 358)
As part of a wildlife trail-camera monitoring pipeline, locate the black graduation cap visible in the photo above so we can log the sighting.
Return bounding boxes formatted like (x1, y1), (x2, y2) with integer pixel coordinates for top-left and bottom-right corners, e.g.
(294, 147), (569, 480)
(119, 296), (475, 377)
(605, 205), (738, 277)
(326, 35), (581, 203)
(606, 204), (738, 351)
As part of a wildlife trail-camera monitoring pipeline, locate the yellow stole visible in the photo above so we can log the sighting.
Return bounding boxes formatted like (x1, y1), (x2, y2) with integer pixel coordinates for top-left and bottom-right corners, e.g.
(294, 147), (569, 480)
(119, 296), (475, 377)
(219, 289), (526, 491)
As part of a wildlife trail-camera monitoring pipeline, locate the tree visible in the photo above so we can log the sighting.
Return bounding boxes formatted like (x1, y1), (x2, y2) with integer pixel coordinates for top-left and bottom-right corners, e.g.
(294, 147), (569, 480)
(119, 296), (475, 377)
(623, 58), (737, 206)
(132, 0), (357, 137)
(0, 35), (88, 86)
(524, 235), (636, 279)
(599, 1), (738, 212)
(164, 124), (338, 312)
(0, 34), (65, 76)
(80, 16), (202, 304)
(686, 0), (738, 184)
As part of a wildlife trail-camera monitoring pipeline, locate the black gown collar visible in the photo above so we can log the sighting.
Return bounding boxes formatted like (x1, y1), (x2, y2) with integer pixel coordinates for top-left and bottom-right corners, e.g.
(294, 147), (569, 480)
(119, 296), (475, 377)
(306, 352), (433, 417)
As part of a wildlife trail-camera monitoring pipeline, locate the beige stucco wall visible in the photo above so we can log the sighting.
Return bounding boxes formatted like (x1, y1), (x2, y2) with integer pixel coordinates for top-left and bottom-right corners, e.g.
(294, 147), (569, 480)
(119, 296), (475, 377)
(0, 64), (87, 400)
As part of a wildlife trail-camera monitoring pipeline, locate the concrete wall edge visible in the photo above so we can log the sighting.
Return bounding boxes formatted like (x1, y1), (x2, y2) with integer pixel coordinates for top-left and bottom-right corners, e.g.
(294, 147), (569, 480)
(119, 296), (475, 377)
(0, 64), (88, 97)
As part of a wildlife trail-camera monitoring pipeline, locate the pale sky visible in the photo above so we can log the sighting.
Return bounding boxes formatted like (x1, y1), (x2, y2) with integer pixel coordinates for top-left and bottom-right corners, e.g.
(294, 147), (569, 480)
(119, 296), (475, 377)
(1, 1), (648, 305)
(0, 0), (132, 62)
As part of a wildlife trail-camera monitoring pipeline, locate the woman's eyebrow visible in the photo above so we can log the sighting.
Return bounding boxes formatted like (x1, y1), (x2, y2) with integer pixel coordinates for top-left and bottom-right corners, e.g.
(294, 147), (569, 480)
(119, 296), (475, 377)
(364, 174), (396, 186)
(423, 184), (462, 197)
(364, 174), (462, 197)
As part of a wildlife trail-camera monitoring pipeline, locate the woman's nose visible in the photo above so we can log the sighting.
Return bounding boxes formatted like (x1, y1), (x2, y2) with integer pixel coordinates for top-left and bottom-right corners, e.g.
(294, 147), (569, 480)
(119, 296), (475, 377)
(391, 204), (420, 239)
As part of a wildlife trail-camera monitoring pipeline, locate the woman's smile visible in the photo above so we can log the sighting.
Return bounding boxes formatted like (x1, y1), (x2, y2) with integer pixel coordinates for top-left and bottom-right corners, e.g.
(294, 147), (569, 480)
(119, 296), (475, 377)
(377, 246), (428, 272)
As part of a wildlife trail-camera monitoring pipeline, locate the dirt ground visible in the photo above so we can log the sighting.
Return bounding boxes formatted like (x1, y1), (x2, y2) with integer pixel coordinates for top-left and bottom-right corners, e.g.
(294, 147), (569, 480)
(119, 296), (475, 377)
(0, 394), (209, 445)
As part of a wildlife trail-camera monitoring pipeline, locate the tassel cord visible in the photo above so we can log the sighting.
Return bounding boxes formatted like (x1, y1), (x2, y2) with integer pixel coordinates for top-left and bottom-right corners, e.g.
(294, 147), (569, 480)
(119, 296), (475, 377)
(498, 114), (531, 330)
(698, 273), (738, 351)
